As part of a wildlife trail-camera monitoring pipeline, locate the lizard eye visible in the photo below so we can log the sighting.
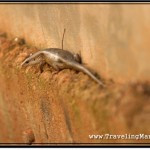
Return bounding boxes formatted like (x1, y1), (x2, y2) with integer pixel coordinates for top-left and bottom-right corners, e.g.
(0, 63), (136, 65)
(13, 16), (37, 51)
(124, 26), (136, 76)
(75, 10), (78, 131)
(25, 61), (29, 64)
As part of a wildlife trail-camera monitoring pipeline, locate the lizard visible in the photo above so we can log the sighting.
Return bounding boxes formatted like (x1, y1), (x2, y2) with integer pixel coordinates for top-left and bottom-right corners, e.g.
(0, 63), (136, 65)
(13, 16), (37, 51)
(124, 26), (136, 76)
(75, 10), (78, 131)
(21, 29), (105, 87)
(21, 48), (105, 87)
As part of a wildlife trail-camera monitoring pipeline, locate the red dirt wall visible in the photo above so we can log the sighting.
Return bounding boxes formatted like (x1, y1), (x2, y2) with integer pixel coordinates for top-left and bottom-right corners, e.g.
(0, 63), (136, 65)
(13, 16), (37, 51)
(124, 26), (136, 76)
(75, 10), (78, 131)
(0, 33), (150, 145)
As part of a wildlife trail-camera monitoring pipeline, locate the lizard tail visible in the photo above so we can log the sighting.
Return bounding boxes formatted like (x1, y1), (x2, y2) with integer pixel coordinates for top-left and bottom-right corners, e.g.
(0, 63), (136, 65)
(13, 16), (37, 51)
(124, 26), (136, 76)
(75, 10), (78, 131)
(73, 63), (105, 87)
(60, 58), (105, 87)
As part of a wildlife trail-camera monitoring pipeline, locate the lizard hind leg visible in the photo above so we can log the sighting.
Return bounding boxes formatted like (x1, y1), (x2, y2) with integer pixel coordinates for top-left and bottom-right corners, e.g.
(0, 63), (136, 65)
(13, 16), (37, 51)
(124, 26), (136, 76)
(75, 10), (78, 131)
(74, 53), (82, 63)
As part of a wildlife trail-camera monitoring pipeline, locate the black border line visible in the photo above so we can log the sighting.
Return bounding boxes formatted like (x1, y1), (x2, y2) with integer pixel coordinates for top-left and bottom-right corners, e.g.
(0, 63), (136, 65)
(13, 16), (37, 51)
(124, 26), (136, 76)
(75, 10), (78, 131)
(0, 143), (150, 145)
(0, 1), (150, 2)
(0, 0), (148, 2)
(0, 2), (150, 3)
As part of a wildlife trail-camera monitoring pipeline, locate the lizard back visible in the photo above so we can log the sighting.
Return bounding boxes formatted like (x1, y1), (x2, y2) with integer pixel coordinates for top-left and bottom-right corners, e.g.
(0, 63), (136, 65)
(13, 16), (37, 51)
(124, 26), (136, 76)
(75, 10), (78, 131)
(43, 48), (78, 63)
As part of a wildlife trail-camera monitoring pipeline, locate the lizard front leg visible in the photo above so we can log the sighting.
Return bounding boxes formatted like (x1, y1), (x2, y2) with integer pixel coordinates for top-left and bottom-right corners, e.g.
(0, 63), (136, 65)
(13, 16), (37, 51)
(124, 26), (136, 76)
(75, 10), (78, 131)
(50, 62), (63, 76)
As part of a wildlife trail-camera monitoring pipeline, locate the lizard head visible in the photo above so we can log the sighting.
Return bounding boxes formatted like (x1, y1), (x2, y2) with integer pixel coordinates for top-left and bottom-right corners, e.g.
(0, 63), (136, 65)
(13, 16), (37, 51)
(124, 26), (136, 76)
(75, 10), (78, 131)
(21, 55), (42, 67)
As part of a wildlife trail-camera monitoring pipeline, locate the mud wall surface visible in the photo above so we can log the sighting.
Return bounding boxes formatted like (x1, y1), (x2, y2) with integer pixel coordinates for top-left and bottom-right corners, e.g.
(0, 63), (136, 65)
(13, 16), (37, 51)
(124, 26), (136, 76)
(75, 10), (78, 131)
(0, 35), (150, 144)
(0, 4), (150, 145)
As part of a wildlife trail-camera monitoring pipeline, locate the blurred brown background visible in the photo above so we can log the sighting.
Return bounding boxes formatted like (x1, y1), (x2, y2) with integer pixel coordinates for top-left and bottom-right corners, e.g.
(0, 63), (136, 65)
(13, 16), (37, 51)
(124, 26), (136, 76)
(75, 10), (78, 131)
(0, 4), (150, 83)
